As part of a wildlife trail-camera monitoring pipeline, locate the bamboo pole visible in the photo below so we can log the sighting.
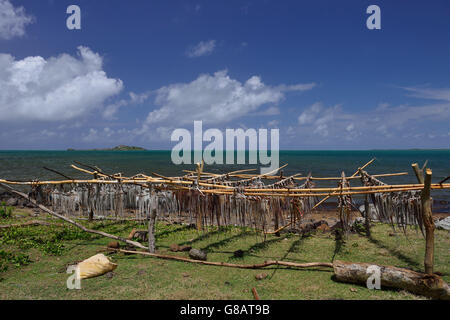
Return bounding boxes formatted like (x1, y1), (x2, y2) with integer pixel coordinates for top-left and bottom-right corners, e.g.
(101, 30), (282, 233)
(226, 172), (407, 181)
(192, 184), (450, 197)
(2, 177), (448, 192)
(1, 177), (448, 197)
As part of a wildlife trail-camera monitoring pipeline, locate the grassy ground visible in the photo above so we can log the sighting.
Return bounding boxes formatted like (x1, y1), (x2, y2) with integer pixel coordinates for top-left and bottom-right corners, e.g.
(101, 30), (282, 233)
(0, 208), (449, 300)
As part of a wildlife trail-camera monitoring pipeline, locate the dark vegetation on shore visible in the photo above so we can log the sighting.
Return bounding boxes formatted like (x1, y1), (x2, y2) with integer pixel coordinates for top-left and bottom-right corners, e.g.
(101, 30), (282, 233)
(67, 145), (146, 151)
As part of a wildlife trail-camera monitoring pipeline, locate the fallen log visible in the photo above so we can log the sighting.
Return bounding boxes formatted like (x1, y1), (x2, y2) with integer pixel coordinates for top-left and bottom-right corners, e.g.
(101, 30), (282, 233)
(108, 248), (450, 300)
(0, 182), (148, 250)
(333, 260), (450, 300)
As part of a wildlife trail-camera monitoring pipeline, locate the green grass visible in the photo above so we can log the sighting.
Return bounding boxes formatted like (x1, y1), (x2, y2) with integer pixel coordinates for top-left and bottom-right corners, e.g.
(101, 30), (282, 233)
(0, 210), (449, 300)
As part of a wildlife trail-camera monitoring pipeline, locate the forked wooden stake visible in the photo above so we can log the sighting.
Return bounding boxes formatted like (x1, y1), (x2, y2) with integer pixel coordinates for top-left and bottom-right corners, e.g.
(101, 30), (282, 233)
(422, 168), (435, 274)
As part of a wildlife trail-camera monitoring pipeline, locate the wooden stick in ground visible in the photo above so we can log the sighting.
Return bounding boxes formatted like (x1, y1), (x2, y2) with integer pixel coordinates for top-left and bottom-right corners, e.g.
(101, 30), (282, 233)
(311, 158), (375, 210)
(422, 168), (435, 274)
(252, 288), (260, 300)
(0, 182), (148, 250)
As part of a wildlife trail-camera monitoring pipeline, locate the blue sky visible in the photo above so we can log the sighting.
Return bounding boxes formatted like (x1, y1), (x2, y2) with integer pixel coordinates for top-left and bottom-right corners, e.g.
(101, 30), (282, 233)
(0, 0), (449, 149)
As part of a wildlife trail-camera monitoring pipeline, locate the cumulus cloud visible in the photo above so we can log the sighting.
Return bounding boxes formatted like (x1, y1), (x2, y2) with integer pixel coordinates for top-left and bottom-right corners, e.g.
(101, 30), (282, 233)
(0, 0), (34, 40)
(186, 40), (216, 57)
(142, 70), (314, 130)
(0, 46), (123, 121)
(298, 102), (322, 125)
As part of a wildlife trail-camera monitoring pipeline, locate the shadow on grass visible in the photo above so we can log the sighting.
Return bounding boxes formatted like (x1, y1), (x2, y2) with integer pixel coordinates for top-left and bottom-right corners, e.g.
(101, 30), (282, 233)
(331, 229), (345, 263)
(367, 234), (422, 271)
(156, 224), (194, 239)
(201, 231), (253, 253)
(177, 226), (235, 246)
(268, 233), (312, 280)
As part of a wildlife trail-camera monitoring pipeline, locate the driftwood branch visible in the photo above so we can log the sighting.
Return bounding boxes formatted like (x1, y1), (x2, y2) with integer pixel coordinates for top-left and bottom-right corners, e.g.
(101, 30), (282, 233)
(107, 248), (333, 269)
(0, 182), (148, 250)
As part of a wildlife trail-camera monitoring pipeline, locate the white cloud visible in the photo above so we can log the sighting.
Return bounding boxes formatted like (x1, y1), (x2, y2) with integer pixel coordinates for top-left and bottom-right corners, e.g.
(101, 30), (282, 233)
(258, 106), (280, 116)
(293, 99), (450, 145)
(267, 119), (279, 127)
(298, 102), (322, 125)
(0, 0), (34, 40)
(103, 91), (151, 120)
(186, 40), (216, 57)
(0, 46), (123, 121)
(143, 70), (314, 129)
(402, 86), (450, 102)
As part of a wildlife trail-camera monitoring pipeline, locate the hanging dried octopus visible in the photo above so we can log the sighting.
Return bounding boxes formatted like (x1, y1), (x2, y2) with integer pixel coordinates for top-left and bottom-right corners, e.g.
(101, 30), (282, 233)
(360, 169), (425, 233)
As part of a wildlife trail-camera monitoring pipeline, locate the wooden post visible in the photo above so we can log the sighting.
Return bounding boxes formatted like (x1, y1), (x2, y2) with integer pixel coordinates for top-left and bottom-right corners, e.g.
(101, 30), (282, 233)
(412, 163), (424, 184)
(148, 208), (157, 253)
(411, 163), (435, 274)
(422, 168), (435, 274)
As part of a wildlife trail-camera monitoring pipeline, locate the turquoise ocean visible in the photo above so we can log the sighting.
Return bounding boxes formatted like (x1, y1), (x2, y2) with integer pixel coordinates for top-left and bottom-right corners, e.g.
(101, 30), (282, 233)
(0, 150), (449, 212)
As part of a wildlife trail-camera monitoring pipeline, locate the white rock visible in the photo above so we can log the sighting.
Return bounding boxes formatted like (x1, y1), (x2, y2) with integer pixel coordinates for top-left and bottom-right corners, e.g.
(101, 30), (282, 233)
(435, 216), (450, 231)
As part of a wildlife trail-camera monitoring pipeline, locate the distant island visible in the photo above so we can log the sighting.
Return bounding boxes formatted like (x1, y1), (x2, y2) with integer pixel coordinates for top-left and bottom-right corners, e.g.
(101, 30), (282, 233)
(67, 145), (146, 151)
